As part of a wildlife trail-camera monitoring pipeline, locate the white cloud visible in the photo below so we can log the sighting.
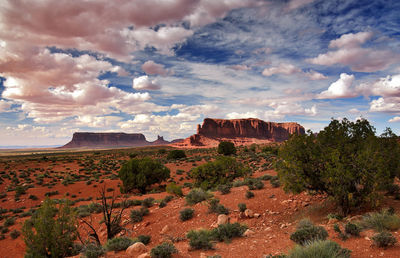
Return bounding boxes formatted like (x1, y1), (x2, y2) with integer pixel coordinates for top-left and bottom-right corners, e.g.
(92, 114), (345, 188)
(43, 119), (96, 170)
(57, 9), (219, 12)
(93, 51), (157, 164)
(142, 60), (169, 76)
(317, 73), (356, 99)
(308, 32), (399, 72)
(287, 0), (315, 10)
(304, 70), (328, 80)
(389, 116), (400, 123)
(133, 75), (161, 91)
(358, 74), (400, 97)
(0, 100), (12, 112)
(262, 63), (301, 76)
(369, 97), (400, 113)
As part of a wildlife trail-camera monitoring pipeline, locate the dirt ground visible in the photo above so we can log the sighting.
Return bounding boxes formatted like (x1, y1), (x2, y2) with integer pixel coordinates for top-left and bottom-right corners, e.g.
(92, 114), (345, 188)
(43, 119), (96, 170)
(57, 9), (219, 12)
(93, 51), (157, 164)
(0, 147), (399, 258)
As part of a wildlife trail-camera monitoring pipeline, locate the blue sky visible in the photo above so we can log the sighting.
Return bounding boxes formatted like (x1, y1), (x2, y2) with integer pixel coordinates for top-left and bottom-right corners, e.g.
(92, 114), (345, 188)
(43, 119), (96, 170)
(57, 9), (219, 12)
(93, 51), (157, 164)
(0, 0), (400, 146)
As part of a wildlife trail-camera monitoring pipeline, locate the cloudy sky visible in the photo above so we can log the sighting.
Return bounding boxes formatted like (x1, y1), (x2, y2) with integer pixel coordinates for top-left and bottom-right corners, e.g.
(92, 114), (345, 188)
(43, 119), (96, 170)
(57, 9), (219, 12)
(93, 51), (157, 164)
(1, 0), (400, 146)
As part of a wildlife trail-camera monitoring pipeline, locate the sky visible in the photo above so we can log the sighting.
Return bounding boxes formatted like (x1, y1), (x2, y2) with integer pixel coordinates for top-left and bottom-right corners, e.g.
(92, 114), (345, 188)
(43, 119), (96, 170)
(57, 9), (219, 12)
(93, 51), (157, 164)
(0, 0), (400, 146)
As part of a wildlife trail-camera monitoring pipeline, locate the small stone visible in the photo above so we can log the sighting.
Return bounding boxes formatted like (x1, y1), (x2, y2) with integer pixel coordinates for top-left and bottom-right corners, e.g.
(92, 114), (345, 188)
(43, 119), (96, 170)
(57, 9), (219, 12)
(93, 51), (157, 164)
(244, 229), (255, 237)
(137, 253), (151, 258)
(254, 213), (261, 218)
(200, 253), (207, 258)
(244, 209), (254, 218)
(364, 237), (370, 241)
(161, 225), (170, 234)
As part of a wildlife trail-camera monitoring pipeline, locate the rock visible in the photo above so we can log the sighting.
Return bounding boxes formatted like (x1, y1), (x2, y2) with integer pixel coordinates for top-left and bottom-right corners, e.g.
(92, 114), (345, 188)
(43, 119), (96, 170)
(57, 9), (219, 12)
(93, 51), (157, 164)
(200, 253), (207, 258)
(239, 212), (246, 219)
(327, 218), (339, 225)
(254, 213), (261, 218)
(137, 253), (151, 258)
(126, 242), (147, 256)
(161, 225), (170, 234)
(175, 118), (305, 147)
(244, 229), (255, 237)
(244, 209), (254, 218)
(217, 214), (230, 225)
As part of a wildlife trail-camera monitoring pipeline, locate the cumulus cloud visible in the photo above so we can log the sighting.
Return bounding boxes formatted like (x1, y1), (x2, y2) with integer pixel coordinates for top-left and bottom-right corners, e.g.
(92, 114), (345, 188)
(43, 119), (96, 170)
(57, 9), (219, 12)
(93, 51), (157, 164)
(142, 60), (169, 76)
(369, 97), (400, 113)
(317, 73), (356, 99)
(0, 100), (12, 112)
(133, 75), (161, 91)
(262, 63), (327, 80)
(75, 115), (123, 128)
(262, 63), (301, 76)
(308, 32), (399, 72)
(389, 116), (400, 122)
(358, 74), (400, 97)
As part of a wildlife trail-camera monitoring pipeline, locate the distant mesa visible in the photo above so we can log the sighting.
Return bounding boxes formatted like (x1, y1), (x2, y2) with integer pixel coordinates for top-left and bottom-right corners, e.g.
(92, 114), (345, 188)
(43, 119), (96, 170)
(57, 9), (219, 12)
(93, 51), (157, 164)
(173, 118), (305, 148)
(61, 132), (173, 149)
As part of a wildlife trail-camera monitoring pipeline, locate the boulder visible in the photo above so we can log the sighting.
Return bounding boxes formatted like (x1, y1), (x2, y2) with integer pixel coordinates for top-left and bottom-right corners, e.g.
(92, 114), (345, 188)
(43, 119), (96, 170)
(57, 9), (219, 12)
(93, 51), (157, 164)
(244, 209), (254, 218)
(137, 253), (151, 258)
(126, 242), (147, 257)
(217, 214), (230, 225)
(244, 229), (255, 237)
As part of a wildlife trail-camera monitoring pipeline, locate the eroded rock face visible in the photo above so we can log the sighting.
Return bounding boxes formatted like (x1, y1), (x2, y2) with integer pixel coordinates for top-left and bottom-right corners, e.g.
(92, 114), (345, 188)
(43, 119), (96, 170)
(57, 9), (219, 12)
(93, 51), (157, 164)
(177, 118), (305, 147)
(198, 118), (304, 141)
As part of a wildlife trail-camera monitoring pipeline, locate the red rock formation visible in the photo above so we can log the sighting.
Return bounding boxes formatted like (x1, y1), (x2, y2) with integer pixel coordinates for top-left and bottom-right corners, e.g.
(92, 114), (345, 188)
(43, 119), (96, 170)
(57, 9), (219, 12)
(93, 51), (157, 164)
(174, 118), (305, 147)
(61, 132), (150, 148)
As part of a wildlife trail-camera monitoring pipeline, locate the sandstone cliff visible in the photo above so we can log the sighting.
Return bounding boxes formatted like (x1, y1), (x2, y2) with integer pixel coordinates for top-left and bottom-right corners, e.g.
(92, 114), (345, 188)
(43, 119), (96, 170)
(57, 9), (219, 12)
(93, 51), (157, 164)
(174, 118), (305, 147)
(61, 132), (174, 149)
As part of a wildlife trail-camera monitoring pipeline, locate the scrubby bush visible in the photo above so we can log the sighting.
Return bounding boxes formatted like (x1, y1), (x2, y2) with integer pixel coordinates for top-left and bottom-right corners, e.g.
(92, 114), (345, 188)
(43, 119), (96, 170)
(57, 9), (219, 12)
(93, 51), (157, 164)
(159, 200), (167, 208)
(208, 199), (229, 215)
(186, 188), (212, 205)
(333, 224), (348, 241)
(217, 141), (236, 156)
(287, 240), (351, 258)
(192, 156), (249, 190)
(142, 197), (154, 208)
(150, 242), (178, 258)
(290, 219), (328, 245)
(245, 191), (254, 199)
(187, 229), (214, 250)
(10, 229), (20, 239)
(106, 237), (135, 251)
(244, 178), (264, 190)
(166, 182), (183, 197)
(180, 208), (195, 221)
(372, 231), (397, 248)
(217, 184), (232, 195)
(22, 198), (78, 257)
(130, 207), (149, 223)
(82, 243), (105, 258)
(270, 176), (280, 188)
(360, 209), (400, 232)
(345, 222), (361, 237)
(211, 223), (247, 242)
(137, 234), (151, 245)
(277, 119), (400, 216)
(238, 203), (247, 212)
(118, 157), (170, 193)
(167, 150), (186, 160)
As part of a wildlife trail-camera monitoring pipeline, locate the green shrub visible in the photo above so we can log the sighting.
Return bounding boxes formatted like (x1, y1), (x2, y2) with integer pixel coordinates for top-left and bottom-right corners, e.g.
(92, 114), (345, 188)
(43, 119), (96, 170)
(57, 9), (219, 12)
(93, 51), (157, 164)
(211, 223), (247, 243)
(191, 156), (250, 190)
(333, 224), (348, 241)
(287, 240), (351, 258)
(245, 191), (254, 199)
(217, 142), (236, 155)
(118, 157), (170, 193)
(344, 222), (361, 237)
(28, 194), (38, 200)
(372, 231), (397, 248)
(22, 198), (78, 257)
(238, 203), (247, 212)
(166, 182), (183, 197)
(82, 243), (105, 258)
(290, 219), (328, 245)
(150, 242), (178, 258)
(4, 217), (15, 227)
(137, 234), (151, 245)
(217, 184), (231, 195)
(106, 237), (135, 251)
(277, 119), (400, 216)
(360, 209), (400, 232)
(142, 197), (154, 208)
(180, 208), (195, 221)
(159, 200), (167, 208)
(187, 229), (214, 250)
(167, 150), (186, 160)
(130, 207), (149, 223)
(10, 229), (20, 239)
(164, 195), (174, 203)
(270, 176), (280, 188)
(208, 199), (229, 215)
(186, 188), (212, 205)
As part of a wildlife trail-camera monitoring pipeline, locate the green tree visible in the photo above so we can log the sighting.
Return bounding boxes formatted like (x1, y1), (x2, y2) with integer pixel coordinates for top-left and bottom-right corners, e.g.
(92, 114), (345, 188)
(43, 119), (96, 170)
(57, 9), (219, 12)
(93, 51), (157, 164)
(167, 150), (186, 159)
(118, 157), (170, 193)
(217, 141), (236, 155)
(22, 198), (78, 257)
(277, 118), (400, 215)
(191, 156), (250, 189)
